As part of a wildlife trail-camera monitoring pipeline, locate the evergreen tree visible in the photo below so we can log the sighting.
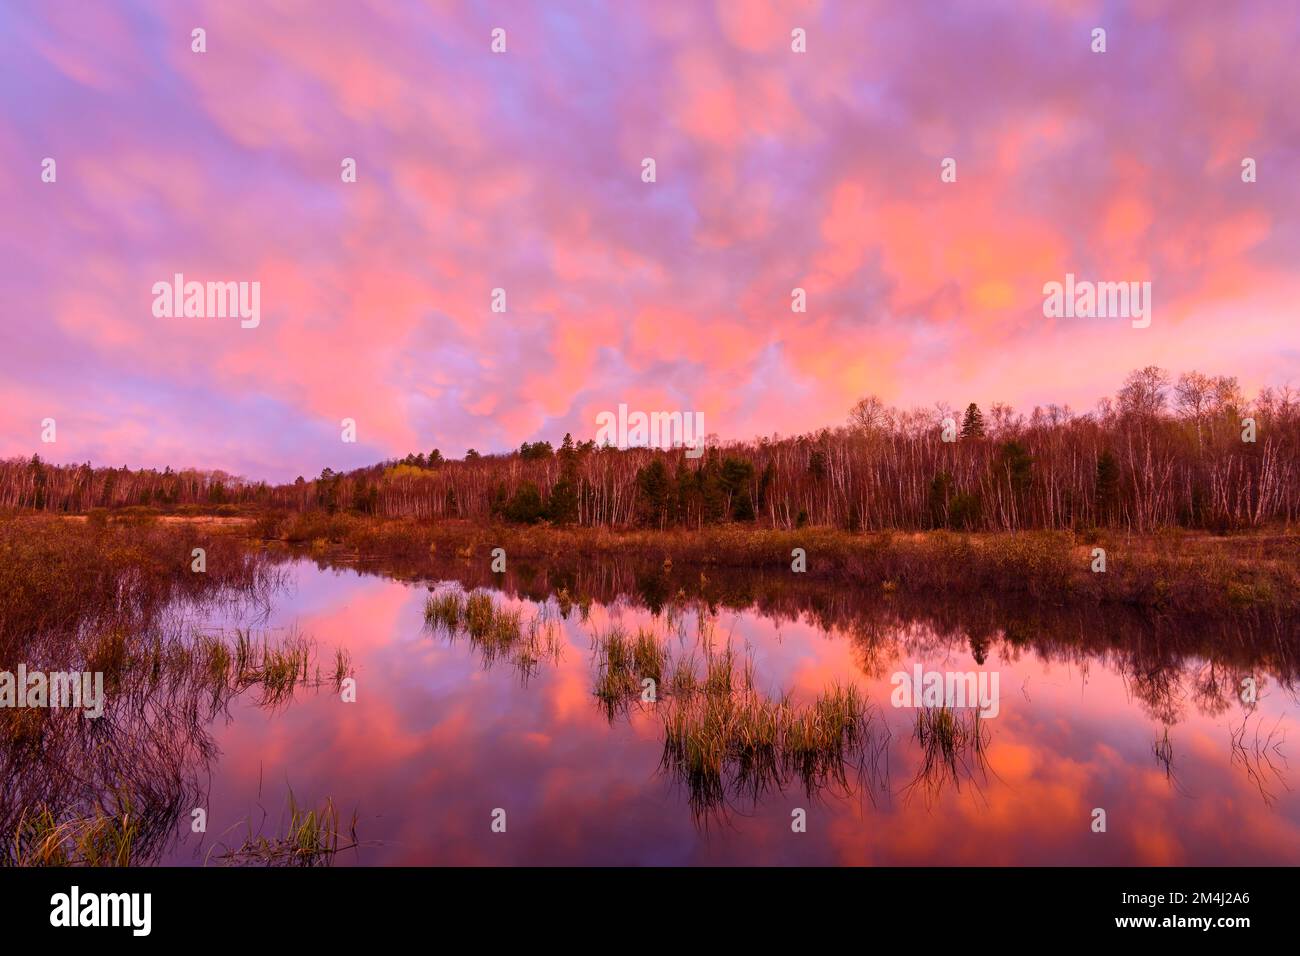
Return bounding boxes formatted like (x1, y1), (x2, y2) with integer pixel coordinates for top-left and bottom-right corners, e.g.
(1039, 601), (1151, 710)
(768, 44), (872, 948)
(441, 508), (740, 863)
(719, 456), (754, 498)
(961, 403), (985, 439)
(996, 441), (1034, 498)
(519, 441), (553, 461)
(634, 459), (673, 527)
(717, 457), (755, 521)
(504, 482), (545, 523)
(547, 475), (579, 524)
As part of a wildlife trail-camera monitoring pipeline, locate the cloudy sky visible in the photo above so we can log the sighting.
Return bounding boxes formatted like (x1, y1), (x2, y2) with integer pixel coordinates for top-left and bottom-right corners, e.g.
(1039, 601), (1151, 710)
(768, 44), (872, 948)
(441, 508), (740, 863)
(2, 0), (1297, 481)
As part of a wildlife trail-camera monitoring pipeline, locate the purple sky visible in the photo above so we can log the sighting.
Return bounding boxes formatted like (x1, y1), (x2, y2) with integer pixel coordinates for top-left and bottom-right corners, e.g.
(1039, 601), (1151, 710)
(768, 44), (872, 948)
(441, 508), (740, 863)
(2, 0), (1297, 481)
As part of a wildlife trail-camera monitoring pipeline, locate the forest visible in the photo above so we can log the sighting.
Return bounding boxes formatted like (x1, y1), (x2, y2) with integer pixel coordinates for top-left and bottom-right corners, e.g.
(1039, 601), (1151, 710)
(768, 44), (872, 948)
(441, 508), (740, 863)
(3, 367), (1297, 534)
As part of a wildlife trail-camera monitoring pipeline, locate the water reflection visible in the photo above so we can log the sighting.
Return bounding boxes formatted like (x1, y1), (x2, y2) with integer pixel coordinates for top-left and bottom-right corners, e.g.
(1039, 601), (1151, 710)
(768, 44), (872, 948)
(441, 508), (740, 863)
(1, 605), (352, 866)
(6, 547), (1297, 865)
(163, 551), (1296, 865)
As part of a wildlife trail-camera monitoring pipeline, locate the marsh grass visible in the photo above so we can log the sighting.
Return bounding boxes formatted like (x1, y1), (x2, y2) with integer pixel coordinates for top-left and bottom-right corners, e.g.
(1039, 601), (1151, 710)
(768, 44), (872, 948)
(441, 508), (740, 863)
(0, 516), (358, 868)
(424, 590), (464, 632)
(9, 512), (1295, 853)
(0, 515), (286, 659)
(1, 678), (203, 867)
(783, 683), (872, 793)
(1152, 725), (1173, 775)
(589, 613), (888, 820)
(556, 586), (574, 618)
(102, 623), (344, 712)
(592, 626), (637, 719)
(604, 620), (892, 823)
(210, 790), (358, 867)
(9, 792), (141, 867)
(332, 647), (353, 692)
(660, 667), (882, 820)
(904, 705), (992, 805)
(284, 523), (1300, 713)
(632, 628), (667, 687)
(0, 516), (352, 866)
(464, 591), (496, 639)
(669, 656), (700, 699)
(0, 620), (355, 867)
(424, 587), (562, 680)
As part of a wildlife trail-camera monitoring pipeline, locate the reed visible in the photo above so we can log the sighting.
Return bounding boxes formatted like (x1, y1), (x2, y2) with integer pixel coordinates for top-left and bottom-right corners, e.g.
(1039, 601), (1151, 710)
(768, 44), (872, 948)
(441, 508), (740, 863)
(210, 790), (358, 867)
(423, 591), (464, 632)
(905, 706), (991, 803)
(423, 588), (561, 680)
(647, 628), (882, 820)
(9, 793), (140, 867)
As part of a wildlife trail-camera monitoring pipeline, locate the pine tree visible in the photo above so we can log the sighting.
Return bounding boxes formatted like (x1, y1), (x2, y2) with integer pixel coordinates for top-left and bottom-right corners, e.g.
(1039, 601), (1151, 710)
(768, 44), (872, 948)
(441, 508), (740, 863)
(504, 482), (544, 523)
(961, 403), (985, 439)
(634, 460), (672, 527)
(558, 433), (577, 471)
(547, 473), (579, 525)
(997, 441), (1034, 497)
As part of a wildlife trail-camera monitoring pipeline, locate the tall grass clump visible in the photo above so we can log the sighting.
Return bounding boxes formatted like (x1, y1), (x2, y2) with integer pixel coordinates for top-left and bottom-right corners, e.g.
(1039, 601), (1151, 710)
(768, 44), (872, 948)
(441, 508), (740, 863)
(210, 789), (358, 867)
(423, 588), (561, 680)
(904, 705), (991, 804)
(648, 631), (882, 821)
(9, 793), (141, 867)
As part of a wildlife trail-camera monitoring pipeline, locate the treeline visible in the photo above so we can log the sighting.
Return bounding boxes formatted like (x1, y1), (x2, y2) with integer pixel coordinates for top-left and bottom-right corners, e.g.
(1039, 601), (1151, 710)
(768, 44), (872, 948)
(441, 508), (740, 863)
(2, 367), (1297, 533)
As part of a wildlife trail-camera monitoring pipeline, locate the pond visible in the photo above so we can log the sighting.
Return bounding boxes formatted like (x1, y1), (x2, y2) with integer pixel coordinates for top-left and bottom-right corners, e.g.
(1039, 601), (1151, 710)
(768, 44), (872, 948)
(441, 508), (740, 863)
(149, 557), (1298, 865)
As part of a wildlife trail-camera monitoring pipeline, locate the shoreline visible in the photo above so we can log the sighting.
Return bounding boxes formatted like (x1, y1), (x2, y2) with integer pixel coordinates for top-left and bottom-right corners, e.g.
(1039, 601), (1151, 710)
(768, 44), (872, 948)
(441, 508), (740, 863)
(11, 511), (1299, 616)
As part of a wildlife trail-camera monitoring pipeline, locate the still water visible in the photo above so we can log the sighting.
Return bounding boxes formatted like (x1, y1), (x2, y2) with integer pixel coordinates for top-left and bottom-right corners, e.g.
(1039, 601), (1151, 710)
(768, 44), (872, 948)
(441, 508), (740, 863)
(160, 559), (1298, 865)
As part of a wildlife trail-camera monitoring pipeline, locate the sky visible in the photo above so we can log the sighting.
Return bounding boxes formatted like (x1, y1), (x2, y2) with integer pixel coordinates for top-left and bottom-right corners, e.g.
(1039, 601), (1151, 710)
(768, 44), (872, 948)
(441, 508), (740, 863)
(1, 0), (1297, 482)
